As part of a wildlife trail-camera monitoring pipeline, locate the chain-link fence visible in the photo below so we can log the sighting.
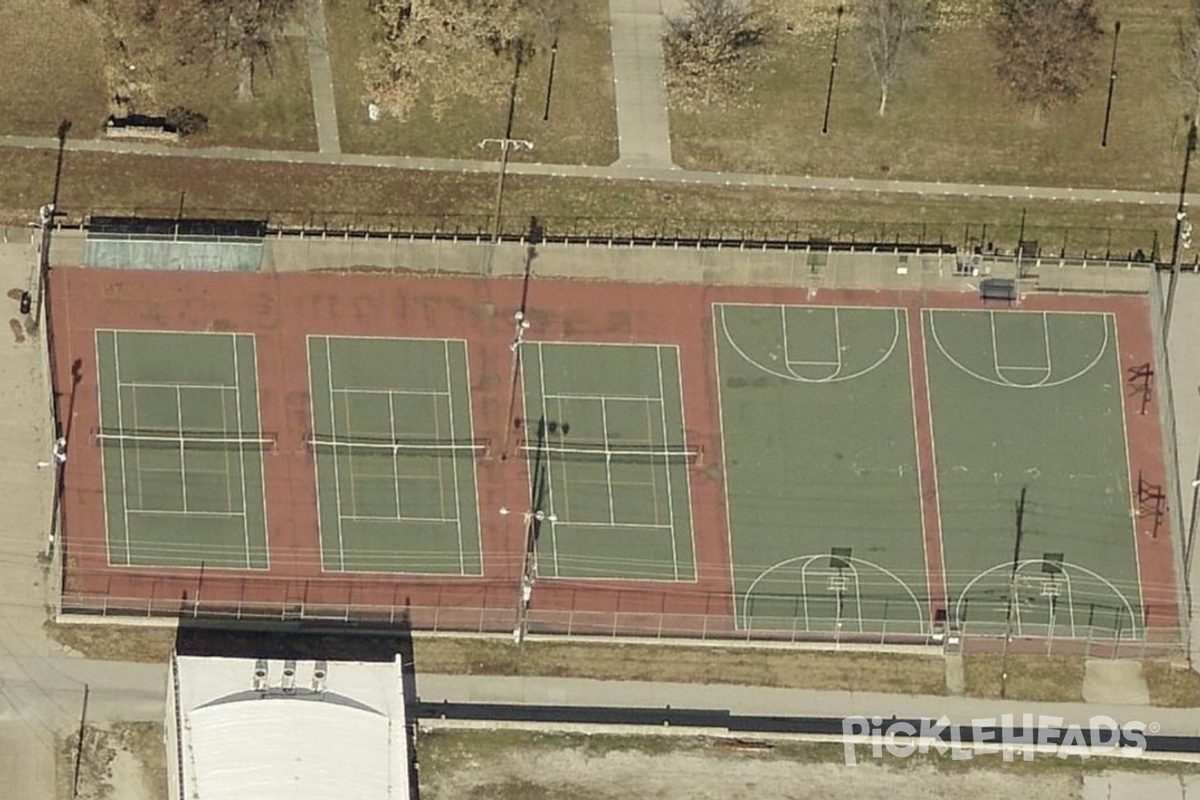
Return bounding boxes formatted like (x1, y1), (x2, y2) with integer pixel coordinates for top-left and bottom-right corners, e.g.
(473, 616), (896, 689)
(40, 206), (1167, 262)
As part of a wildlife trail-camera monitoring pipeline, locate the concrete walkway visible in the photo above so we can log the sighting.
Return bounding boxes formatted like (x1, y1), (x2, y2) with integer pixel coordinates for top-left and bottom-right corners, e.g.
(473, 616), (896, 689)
(415, 672), (1200, 736)
(7, 134), (1195, 207)
(304, 0), (341, 155)
(608, 0), (674, 168)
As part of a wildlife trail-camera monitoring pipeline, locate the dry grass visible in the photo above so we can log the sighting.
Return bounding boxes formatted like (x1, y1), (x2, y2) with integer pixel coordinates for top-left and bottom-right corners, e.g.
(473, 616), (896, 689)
(57, 722), (166, 800)
(962, 655), (1085, 702)
(413, 637), (947, 694)
(46, 622), (177, 663)
(0, 0), (315, 150)
(0, 146), (1171, 255)
(671, 0), (1186, 191)
(1142, 659), (1200, 708)
(325, 0), (618, 163)
(0, 0), (109, 138)
(160, 36), (318, 152)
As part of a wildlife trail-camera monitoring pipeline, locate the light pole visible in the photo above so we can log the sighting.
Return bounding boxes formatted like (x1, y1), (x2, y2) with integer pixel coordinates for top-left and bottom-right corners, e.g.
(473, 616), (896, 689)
(502, 504), (556, 644)
(478, 138), (534, 243)
(821, 5), (845, 136)
(1101, 21), (1121, 148)
(543, 38), (559, 122)
(1164, 119), (1197, 339)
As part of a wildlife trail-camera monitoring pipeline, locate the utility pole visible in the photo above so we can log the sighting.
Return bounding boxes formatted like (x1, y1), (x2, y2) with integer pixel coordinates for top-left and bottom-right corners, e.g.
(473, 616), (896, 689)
(821, 5), (845, 136)
(543, 38), (559, 122)
(1101, 21), (1121, 147)
(999, 486), (1027, 700)
(1165, 119), (1197, 338)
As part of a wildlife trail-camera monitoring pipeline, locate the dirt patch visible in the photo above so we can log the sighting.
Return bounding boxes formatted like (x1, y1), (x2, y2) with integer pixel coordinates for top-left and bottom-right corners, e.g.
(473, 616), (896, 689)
(416, 729), (1090, 800)
(57, 723), (165, 800)
(963, 655), (1085, 702)
(46, 622), (177, 663)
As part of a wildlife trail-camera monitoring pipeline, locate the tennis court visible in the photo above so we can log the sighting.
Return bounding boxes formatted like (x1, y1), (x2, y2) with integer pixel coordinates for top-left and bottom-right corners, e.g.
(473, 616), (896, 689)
(95, 329), (269, 569)
(714, 304), (929, 635)
(519, 342), (697, 580)
(925, 310), (1142, 639)
(307, 335), (483, 574)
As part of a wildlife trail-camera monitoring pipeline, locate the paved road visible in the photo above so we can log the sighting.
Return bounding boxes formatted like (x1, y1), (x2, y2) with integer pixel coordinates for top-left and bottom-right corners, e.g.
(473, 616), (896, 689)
(2, 134), (1195, 208)
(609, 0), (675, 169)
(304, 0), (342, 155)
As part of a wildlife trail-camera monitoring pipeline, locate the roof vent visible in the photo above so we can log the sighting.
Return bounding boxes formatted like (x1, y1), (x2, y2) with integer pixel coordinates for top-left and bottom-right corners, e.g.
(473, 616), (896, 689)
(282, 659), (297, 692)
(312, 660), (328, 692)
(252, 659), (268, 691)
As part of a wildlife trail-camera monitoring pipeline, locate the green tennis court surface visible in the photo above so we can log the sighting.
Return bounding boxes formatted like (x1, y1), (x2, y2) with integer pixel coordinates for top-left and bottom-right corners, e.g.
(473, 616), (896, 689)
(925, 310), (1141, 639)
(714, 304), (928, 635)
(308, 336), (483, 574)
(95, 330), (269, 568)
(520, 342), (696, 580)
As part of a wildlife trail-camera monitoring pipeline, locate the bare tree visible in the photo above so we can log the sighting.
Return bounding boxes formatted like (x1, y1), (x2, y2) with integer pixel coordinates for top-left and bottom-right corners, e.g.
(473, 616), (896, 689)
(79, 0), (300, 104)
(990, 0), (1103, 120)
(663, 0), (765, 106)
(859, 0), (930, 116)
(362, 0), (555, 121)
(1175, 0), (1200, 124)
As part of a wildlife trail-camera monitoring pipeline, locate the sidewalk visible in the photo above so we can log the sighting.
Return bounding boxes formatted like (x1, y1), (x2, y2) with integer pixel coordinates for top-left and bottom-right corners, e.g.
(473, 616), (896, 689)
(414, 673), (1200, 736)
(608, 0), (674, 168)
(6, 134), (1193, 207)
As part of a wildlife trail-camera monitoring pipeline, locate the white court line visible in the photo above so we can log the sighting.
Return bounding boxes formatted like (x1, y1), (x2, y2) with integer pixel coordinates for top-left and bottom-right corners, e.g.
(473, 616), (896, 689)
(129, 509), (245, 518)
(553, 520), (676, 530)
(175, 386), (188, 514)
(543, 391), (662, 403)
(242, 336), (269, 570)
(324, 338), (348, 571)
(387, 391), (403, 521)
(672, 343), (698, 583)
(1110, 315), (1146, 619)
(720, 304), (901, 384)
(600, 398), (616, 524)
(929, 310), (1108, 389)
(535, 343), (561, 577)
(459, 340), (485, 576)
(989, 310), (1051, 386)
(113, 332), (133, 565)
(116, 380), (237, 391)
(334, 387), (449, 397)
(443, 339), (467, 576)
(342, 514), (460, 524)
(231, 335), (254, 568)
(656, 345), (680, 580)
(305, 336), (332, 571)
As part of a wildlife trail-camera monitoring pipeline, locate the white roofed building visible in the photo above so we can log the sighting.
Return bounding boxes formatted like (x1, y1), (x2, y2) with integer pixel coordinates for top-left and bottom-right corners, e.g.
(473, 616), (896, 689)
(167, 655), (413, 800)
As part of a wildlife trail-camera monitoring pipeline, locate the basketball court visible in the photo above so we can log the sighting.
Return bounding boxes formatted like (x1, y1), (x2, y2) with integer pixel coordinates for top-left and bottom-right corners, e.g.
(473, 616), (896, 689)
(715, 303), (1149, 640)
(925, 310), (1141, 639)
(714, 304), (928, 635)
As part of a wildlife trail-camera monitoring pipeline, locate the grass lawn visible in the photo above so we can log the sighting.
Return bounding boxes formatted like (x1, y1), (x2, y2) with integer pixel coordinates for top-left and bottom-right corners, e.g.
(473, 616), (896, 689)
(0, 0), (315, 151)
(163, 35), (318, 152)
(0, 0), (110, 138)
(671, 0), (1186, 191)
(324, 0), (618, 164)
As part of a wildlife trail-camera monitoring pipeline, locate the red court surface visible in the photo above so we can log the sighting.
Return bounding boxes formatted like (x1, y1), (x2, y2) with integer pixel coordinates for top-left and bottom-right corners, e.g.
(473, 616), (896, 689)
(47, 267), (1181, 646)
